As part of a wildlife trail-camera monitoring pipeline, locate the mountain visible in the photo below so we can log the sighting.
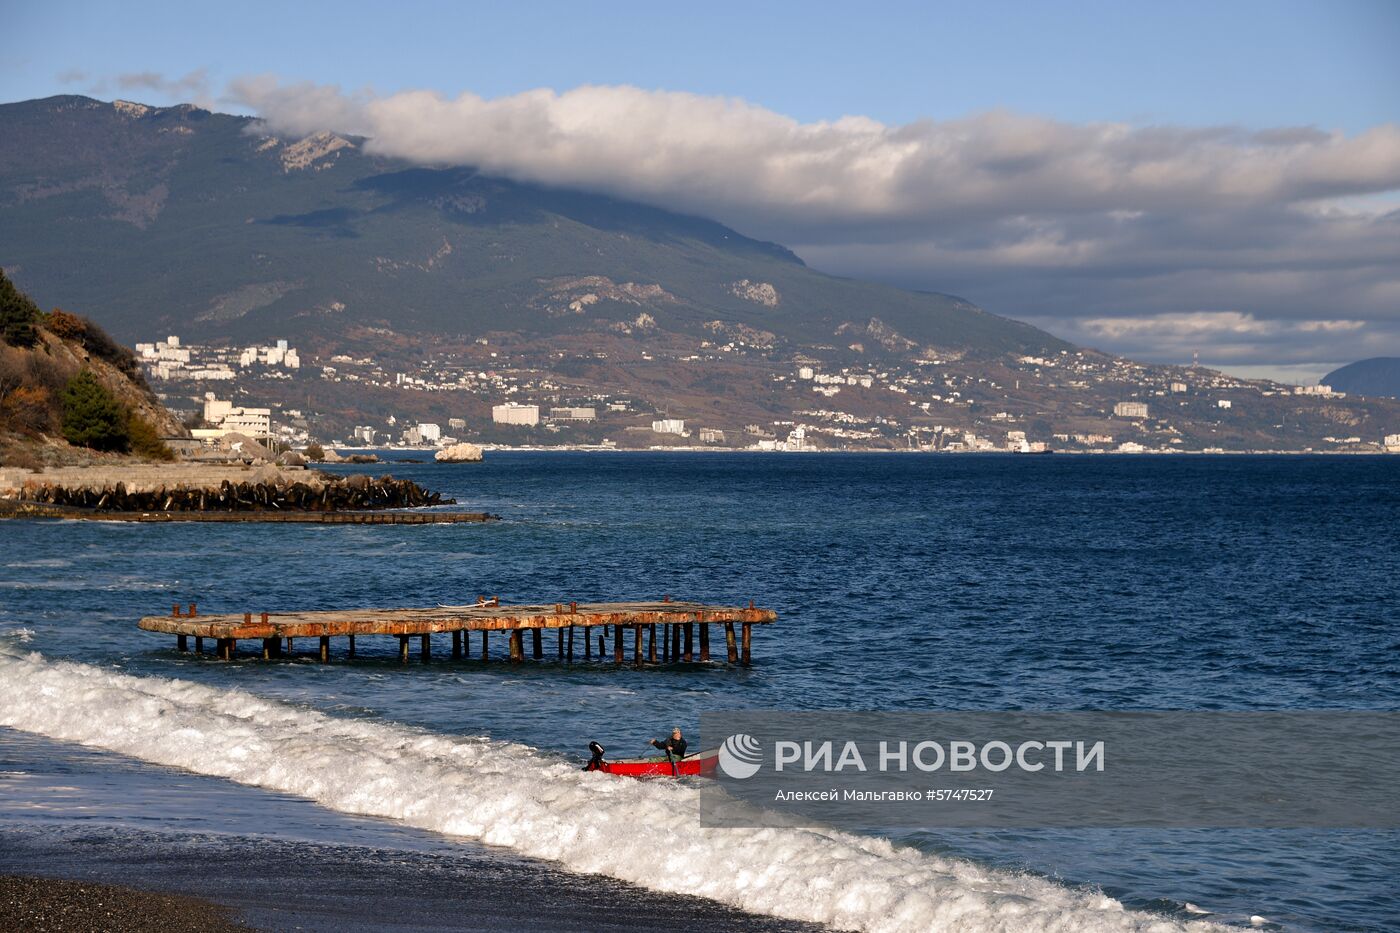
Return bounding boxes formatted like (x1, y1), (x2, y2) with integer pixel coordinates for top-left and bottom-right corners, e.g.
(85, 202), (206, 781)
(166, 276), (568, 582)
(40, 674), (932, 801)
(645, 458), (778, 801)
(4, 95), (1398, 453)
(1323, 358), (1400, 399)
(0, 95), (1063, 356)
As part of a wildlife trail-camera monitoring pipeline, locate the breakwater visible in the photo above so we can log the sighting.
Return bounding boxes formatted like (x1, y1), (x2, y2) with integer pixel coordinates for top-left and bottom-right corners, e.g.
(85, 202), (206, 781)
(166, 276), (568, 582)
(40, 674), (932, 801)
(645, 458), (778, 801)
(0, 463), (482, 521)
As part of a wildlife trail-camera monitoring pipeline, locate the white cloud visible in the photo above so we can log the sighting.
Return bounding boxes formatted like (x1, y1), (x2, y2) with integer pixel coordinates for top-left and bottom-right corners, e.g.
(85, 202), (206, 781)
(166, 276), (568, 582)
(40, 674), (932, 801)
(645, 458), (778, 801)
(222, 78), (1400, 367)
(114, 70), (213, 108)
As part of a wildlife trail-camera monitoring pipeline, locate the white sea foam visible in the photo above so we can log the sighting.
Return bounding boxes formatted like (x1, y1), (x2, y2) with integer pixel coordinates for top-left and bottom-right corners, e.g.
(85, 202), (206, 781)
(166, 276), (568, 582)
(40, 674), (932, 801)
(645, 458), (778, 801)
(0, 646), (1214, 933)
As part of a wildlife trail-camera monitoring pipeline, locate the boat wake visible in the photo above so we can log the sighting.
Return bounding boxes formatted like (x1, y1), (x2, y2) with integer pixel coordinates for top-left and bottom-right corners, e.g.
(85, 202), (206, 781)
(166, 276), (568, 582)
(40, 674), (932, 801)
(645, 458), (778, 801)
(0, 644), (1213, 933)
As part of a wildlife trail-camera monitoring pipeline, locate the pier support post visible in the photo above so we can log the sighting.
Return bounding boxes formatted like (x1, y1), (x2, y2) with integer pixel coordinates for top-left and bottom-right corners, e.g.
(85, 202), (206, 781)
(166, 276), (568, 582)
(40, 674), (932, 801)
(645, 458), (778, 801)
(633, 623), (643, 666)
(177, 634), (188, 652)
(509, 629), (523, 663)
(320, 636), (330, 663)
(533, 629), (543, 660)
(285, 637), (294, 654)
(420, 634), (431, 663)
(598, 630), (606, 656)
(194, 636), (204, 654)
(452, 630), (462, 659)
(670, 624), (680, 662)
(684, 623), (694, 662)
(481, 630), (489, 662)
(725, 622), (738, 663)
(741, 623), (752, 666)
(398, 635), (410, 664)
(557, 628), (564, 659)
(567, 626), (574, 662)
(348, 635), (356, 659)
(699, 624), (710, 662)
(584, 625), (592, 660)
(262, 637), (276, 660)
(614, 625), (624, 664)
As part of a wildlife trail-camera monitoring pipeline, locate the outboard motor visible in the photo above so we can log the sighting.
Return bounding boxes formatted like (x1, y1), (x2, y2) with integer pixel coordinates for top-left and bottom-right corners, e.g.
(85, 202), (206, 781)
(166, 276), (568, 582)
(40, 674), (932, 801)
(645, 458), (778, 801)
(583, 741), (606, 771)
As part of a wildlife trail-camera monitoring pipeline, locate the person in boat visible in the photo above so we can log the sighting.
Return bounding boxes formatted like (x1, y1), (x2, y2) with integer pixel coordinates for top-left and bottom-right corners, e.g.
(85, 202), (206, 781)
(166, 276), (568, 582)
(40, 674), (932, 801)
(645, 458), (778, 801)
(650, 727), (688, 775)
(582, 741), (606, 771)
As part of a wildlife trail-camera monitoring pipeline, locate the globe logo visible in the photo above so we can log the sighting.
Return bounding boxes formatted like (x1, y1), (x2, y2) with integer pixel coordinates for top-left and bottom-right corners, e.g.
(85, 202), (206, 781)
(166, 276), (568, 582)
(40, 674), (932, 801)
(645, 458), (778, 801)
(718, 733), (763, 779)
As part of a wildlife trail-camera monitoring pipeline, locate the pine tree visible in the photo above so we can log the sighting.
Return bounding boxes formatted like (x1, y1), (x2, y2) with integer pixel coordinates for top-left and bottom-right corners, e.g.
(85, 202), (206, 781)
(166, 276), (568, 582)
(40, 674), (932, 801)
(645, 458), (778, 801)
(60, 369), (129, 451)
(0, 269), (41, 348)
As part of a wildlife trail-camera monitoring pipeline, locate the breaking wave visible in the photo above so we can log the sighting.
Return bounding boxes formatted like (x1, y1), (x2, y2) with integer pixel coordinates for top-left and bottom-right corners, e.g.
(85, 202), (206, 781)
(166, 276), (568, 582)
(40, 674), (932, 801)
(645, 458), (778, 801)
(0, 646), (1210, 932)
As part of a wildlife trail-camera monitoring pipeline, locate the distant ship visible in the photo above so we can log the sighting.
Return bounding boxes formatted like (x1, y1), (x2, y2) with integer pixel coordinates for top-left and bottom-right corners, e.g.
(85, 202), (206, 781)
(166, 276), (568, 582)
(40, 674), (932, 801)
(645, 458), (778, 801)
(1014, 440), (1055, 455)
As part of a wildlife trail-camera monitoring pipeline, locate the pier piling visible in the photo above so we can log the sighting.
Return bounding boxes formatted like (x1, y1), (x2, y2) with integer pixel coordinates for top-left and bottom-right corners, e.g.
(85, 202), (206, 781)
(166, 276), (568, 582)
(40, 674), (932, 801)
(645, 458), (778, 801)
(139, 600), (777, 669)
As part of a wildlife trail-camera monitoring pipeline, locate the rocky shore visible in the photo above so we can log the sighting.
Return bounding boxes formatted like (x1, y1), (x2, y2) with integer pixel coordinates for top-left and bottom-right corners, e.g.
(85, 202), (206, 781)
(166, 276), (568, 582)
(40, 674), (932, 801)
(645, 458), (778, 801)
(0, 463), (452, 514)
(0, 875), (245, 932)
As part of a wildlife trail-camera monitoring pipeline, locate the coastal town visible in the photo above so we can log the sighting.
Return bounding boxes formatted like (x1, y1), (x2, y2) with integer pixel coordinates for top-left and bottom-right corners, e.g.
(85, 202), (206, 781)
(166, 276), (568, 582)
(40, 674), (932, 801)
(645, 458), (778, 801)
(137, 330), (1400, 455)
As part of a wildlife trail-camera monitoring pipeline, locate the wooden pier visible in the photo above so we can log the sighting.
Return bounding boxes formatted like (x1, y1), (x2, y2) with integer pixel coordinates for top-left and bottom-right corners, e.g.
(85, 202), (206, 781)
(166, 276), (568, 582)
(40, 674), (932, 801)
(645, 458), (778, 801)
(139, 599), (776, 666)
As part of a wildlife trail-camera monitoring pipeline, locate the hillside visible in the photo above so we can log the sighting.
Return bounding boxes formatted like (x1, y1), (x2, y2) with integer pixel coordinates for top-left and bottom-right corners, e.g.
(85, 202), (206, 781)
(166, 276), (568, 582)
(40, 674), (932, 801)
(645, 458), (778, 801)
(0, 269), (185, 467)
(0, 95), (1062, 357)
(3, 96), (1398, 453)
(1323, 358), (1400, 400)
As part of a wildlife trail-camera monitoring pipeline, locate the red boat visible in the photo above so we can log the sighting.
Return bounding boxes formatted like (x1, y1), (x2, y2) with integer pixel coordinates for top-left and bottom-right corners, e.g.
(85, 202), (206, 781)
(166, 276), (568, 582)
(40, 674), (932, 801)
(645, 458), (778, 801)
(598, 749), (719, 778)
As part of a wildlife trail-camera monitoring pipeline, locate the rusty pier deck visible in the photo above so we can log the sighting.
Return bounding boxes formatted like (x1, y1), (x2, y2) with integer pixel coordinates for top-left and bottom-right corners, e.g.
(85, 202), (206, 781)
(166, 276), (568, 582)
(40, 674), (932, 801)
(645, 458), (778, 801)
(139, 599), (776, 666)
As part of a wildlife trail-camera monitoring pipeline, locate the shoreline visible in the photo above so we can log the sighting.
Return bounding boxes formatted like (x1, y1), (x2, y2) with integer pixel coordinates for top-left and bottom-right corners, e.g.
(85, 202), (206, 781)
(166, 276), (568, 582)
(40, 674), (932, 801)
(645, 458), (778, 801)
(0, 826), (827, 933)
(0, 874), (244, 932)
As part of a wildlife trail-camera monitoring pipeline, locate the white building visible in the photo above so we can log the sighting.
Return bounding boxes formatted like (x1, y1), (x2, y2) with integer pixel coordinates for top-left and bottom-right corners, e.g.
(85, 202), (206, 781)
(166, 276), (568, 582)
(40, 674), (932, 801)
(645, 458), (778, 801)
(652, 418), (686, 435)
(1384, 433), (1400, 449)
(1169, 382), (1188, 393)
(549, 407), (597, 422)
(797, 366), (815, 380)
(203, 394), (233, 424)
(1113, 401), (1149, 418)
(1217, 399), (1233, 409)
(699, 428), (726, 444)
(352, 426), (376, 445)
(417, 423), (442, 443)
(493, 403), (540, 426)
(201, 393), (270, 439)
(447, 418), (467, 432)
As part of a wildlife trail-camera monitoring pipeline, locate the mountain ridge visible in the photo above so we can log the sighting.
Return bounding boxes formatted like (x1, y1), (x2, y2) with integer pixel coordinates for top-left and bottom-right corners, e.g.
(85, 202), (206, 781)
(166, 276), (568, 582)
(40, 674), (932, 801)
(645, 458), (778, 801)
(1323, 358), (1400, 399)
(0, 94), (1063, 359)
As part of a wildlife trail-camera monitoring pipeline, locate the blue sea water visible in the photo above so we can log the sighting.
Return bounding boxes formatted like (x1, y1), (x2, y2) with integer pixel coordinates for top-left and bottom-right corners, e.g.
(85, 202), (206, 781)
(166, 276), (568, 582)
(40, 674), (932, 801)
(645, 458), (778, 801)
(1, 452), (1397, 930)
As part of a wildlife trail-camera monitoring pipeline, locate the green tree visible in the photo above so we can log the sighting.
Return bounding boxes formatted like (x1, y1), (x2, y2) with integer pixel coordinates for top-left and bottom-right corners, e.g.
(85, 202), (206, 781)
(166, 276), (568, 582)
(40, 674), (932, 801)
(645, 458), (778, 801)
(0, 269), (41, 348)
(127, 410), (173, 460)
(60, 369), (129, 451)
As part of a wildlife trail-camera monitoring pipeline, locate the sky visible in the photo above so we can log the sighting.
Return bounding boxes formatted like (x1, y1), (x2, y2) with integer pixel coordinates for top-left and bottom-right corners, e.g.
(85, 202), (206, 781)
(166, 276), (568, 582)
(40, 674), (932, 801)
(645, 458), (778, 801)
(4, 0), (1399, 382)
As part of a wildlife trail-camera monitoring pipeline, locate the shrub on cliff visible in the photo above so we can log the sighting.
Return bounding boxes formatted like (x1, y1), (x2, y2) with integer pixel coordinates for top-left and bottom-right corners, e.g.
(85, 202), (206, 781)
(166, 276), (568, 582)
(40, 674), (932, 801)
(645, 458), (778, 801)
(127, 411), (173, 460)
(60, 369), (128, 451)
(0, 269), (41, 348)
(1, 385), (56, 435)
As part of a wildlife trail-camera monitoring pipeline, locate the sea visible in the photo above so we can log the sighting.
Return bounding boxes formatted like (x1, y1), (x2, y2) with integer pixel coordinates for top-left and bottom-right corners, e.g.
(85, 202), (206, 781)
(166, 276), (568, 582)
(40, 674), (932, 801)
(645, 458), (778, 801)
(1, 452), (1397, 932)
